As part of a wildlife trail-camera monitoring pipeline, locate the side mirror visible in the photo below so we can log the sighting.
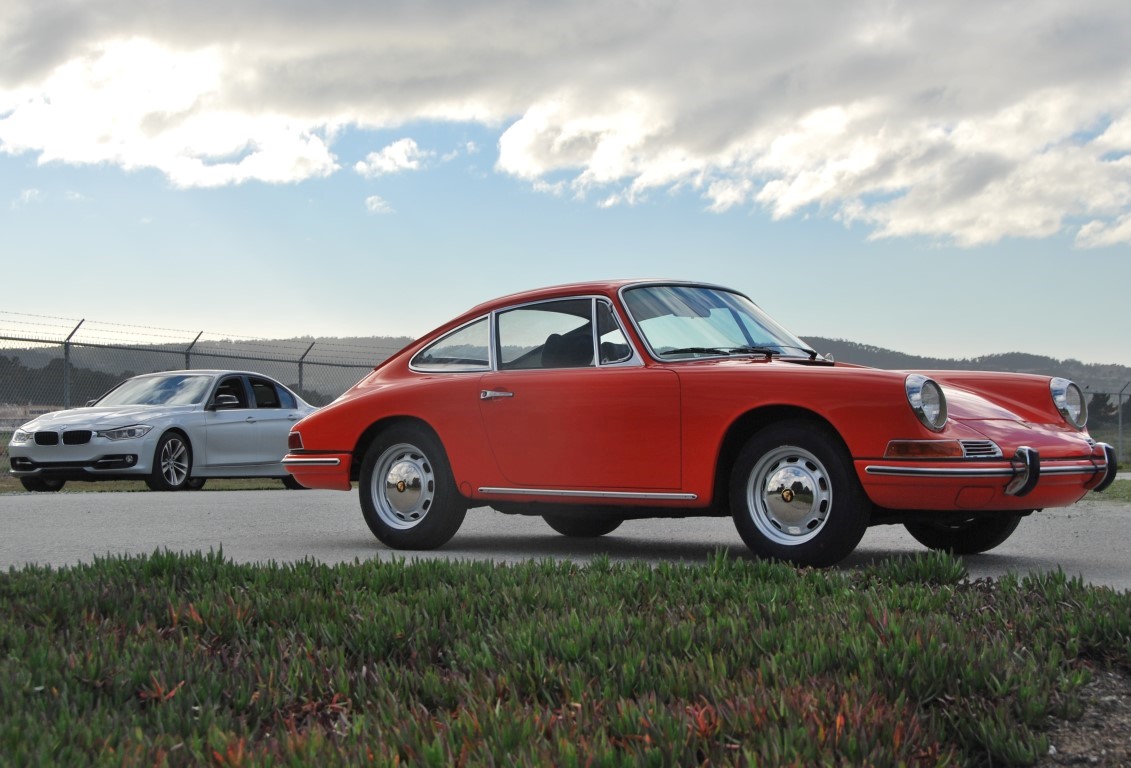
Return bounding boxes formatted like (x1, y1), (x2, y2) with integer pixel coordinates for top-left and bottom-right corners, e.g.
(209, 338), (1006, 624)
(210, 393), (241, 411)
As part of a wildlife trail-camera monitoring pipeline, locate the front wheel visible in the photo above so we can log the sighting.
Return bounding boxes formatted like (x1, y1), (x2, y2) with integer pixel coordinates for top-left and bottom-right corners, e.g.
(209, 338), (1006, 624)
(145, 432), (193, 491)
(20, 477), (65, 492)
(359, 425), (466, 549)
(730, 422), (869, 567)
(904, 514), (1023, 555)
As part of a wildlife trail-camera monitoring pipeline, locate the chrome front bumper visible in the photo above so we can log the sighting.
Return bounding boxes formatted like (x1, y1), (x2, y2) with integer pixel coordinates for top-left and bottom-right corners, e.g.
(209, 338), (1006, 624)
(864, 442), (1116, 497)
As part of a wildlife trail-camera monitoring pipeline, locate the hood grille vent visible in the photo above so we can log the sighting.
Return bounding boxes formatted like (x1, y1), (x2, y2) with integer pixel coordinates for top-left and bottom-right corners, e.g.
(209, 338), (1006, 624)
(960, 440), (1003, 458)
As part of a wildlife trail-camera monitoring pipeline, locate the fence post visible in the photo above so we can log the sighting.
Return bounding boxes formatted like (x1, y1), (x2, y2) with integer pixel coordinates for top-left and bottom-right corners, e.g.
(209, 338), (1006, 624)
(298, 342), (315, 399)
(1119, 381), (1129, 468)
(62, 320), (84, 409)
(184, 332), (203, 369)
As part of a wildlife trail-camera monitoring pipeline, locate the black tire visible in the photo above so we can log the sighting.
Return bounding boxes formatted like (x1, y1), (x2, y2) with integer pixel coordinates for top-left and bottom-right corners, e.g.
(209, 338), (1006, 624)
(281, 475), (307, 490)
(20, 477), (65, 492)
(359, 424), (466, 549)
(543, 514), (623, 538)
(145, 432), (193, 491)
(185, 478), (207, 491)
(730, 421), (869, 567)
(904, 514), (1023, 555)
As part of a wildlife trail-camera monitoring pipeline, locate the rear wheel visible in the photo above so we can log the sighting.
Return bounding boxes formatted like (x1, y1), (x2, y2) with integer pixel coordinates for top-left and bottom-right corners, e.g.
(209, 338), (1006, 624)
(359, 425), (466, 549)
(543, 514), (623, 538)
(730, 421), (869, 567)
(145, 432), (193, 491)
(904, 514), (1023, 555)
(185, 478), (207, 491)
(20, 477), (65, 492)
(281, 475), (307, 490)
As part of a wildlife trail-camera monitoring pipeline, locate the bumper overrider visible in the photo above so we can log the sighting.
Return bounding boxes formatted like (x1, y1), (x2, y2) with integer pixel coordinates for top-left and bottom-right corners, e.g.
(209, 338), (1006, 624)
(863, 442), (1116, 500)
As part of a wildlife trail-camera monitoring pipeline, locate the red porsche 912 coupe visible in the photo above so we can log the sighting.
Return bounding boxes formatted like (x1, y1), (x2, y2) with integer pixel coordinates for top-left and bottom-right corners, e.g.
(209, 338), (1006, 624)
(283, 280), (1115, 566)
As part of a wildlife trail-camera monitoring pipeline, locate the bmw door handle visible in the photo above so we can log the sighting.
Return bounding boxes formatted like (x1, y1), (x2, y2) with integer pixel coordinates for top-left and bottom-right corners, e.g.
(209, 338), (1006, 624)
(480, 389), (514, 400)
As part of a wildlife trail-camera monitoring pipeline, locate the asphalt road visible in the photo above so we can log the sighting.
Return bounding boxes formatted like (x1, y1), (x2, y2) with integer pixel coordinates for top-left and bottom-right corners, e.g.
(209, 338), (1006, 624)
(1, 488), (1128, 591)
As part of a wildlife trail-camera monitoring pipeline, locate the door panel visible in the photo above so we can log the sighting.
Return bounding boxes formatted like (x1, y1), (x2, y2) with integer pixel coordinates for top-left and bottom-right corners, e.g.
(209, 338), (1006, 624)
(478, 368), (681, 489)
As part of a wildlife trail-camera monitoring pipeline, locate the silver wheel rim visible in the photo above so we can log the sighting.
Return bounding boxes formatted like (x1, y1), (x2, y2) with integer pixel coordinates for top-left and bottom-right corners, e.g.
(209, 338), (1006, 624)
(371, 442), (435, 530)
(159, 437), (190, 487)
(745, 445), (832, 546)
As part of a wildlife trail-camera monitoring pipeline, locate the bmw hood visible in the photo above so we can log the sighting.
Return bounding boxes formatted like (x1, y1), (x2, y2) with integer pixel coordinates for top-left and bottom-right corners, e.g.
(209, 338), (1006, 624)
(18, 405), (197, 431)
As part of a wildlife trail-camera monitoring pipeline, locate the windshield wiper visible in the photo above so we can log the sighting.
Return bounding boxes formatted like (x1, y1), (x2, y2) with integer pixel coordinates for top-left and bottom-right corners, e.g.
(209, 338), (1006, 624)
(727, 346), (780, 359)
(661, 346), (734, 356)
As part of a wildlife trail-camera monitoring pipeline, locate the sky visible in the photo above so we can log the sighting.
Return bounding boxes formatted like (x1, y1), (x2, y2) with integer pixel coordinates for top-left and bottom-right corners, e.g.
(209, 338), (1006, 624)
(2, 0), (1130, 367)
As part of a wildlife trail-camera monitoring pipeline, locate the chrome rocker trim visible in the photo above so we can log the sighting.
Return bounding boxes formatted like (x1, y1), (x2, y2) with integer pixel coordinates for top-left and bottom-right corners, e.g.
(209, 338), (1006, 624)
(282, 457), (342, 467)
(479, 486), (698, 501)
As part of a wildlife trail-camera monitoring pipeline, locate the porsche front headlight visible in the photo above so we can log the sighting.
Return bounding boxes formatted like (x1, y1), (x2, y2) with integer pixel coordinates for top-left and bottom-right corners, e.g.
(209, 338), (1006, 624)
(1050, 378), (1087, 429)
(96, 424), (153, 441)
(906, 374), (948, 432)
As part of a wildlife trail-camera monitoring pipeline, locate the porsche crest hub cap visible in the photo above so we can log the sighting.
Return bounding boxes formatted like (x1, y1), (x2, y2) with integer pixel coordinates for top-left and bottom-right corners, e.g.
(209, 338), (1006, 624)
(385, 460), (422, 514)
(747, 445), (833, 546)
(372, 443), (436, 528)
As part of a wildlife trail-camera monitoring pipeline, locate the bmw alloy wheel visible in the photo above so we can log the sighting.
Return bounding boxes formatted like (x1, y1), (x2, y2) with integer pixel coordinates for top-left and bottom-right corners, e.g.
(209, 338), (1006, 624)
(146, 432), (192, 491)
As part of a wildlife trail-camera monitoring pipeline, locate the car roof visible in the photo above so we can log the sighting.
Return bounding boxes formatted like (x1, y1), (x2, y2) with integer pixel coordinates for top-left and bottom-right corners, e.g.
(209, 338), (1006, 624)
(459, 278), (730, 318)
(128, 370), (272, 378)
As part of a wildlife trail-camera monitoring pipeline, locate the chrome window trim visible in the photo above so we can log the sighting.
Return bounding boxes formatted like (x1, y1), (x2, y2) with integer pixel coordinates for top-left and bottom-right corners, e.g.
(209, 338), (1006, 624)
(408, 315), (493, 374)
(491, 294), (644, 371)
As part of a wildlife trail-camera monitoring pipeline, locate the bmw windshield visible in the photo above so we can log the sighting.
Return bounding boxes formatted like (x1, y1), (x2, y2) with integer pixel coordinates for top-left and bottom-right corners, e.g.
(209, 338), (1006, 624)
(94, 374), (213, 406)
(622, 284), (816, 361)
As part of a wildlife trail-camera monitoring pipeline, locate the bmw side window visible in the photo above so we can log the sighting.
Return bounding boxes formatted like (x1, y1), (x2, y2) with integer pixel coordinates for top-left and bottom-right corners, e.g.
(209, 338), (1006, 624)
(250, 378), (282, 409)
(596, 301), (632, 364)
(411, 317), (490, 372)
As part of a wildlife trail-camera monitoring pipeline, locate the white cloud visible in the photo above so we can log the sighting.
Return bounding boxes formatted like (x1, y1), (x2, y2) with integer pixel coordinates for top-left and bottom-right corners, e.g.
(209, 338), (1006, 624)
(10, 188), (42, 208)
(1, 0), (1129, 246)
(364, 195), (393, 214)
(354, 138), (431, 178)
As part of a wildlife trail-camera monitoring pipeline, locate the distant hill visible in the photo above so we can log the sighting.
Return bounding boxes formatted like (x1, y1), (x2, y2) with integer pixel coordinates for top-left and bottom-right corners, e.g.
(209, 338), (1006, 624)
(803, 337), (1131, 394)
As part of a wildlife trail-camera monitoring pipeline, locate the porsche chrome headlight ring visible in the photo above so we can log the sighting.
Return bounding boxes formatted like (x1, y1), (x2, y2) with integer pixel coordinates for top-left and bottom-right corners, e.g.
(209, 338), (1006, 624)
(905, 374), (948, 432)
(1050, 378), (1087, 429)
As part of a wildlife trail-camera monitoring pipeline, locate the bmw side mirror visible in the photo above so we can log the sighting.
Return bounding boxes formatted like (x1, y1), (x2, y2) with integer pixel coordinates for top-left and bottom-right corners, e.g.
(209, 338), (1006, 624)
(210, 394), (241, 411)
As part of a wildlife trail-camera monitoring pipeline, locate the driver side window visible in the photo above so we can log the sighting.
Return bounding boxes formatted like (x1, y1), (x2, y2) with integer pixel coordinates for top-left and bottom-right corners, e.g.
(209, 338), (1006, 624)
(214, 377), (249, 408)
(498, 299), (594, 370)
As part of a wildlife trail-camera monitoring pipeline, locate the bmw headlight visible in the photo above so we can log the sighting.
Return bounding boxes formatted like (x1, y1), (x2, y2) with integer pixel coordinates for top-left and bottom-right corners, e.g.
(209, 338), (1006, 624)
(906, 374), (948, 432)
(96, 424), (153, 441)
(11, 428), (33, 444)
(1050, 378), (1087, 429)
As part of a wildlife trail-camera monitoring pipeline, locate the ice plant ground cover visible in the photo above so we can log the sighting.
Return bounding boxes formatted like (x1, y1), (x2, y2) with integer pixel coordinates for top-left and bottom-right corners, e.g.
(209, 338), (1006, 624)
(1, 547), (1129, 766)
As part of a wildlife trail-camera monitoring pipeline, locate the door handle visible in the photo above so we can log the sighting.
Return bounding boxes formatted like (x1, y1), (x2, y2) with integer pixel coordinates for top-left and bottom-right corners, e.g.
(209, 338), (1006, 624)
(480, 389), (514, 400)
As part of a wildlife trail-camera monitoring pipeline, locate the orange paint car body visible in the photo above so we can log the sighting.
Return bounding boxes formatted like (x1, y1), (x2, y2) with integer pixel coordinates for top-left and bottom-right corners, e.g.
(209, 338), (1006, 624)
(284, 280), (1115, 566)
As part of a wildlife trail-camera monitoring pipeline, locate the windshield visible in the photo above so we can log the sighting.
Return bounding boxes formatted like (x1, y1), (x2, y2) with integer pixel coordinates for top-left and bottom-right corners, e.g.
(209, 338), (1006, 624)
(622, 284), (814, 360)
(95, 374), (213, 406)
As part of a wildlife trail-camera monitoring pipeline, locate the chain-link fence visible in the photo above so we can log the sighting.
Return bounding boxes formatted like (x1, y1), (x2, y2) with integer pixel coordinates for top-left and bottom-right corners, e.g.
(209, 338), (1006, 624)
(1, 312), (1127, 465)
(0, 312), (412, 433)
